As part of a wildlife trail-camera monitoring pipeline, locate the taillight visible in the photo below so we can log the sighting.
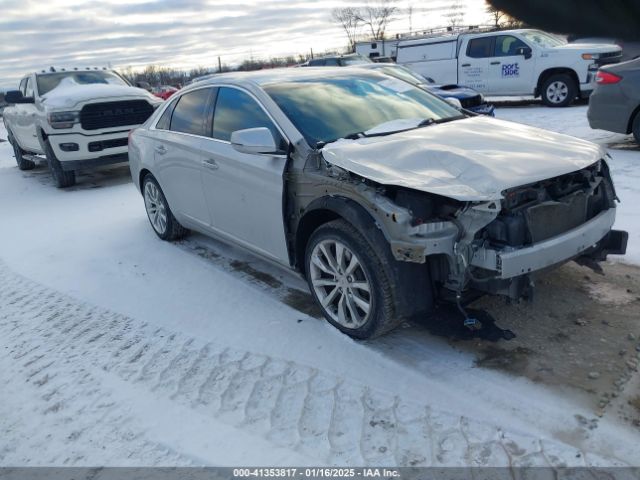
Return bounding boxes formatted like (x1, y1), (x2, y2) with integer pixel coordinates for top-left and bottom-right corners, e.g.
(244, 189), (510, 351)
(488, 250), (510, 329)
(596, 71), (622, 85)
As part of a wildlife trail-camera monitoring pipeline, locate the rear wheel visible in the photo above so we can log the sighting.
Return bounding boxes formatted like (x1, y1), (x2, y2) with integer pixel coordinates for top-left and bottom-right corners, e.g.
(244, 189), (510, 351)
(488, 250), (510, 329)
(305, 219), (402, 339)
(142, 174), (188, 241)
(541, 74), (577, 108)
(43, 139), (76, 188)
(8, 132), (35, 170)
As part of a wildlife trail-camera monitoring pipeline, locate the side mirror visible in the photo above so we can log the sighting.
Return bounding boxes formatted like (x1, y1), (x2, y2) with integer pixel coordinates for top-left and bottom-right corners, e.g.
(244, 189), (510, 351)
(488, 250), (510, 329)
(230, 127), (278, 155)
(444, 97), (462, 109)
(5, 90), (34, 104)
(517, 47), (533, 60)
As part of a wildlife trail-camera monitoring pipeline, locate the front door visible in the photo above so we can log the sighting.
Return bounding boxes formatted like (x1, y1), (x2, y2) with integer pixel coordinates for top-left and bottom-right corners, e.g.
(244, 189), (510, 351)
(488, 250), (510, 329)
(489, 35), (536, 95)
(14, 77), (41, 152)
(199, 86), (290, 263)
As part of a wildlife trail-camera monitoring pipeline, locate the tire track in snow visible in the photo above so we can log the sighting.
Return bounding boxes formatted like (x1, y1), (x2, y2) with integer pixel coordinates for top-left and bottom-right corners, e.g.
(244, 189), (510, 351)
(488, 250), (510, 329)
(0, 260), (628, 467)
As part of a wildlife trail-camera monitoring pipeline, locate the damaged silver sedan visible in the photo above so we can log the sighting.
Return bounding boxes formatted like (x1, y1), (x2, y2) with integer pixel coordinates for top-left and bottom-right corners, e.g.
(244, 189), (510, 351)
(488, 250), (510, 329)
(128, 68), (628, 339)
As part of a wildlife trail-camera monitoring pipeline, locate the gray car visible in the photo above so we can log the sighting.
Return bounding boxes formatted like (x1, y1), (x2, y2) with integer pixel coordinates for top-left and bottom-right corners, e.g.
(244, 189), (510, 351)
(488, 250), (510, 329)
(588, 58), (640, 143)
(128, 68), (626, 339)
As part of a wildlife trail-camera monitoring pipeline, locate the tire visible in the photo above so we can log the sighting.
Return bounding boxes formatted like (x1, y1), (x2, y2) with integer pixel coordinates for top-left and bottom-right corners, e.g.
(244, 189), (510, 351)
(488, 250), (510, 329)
(142, 173), (188, 241)
(305, 219), (402, 339)
(633, 113), (640, 145)
(7, 131), (35, 171)
(42, 139), (76, 188)
(541, 74), (577, 108)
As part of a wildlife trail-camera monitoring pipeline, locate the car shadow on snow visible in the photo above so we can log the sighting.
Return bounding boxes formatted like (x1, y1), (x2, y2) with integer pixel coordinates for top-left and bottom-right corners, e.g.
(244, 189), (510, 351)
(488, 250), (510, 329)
(19, 162), (132, 190)
(178, 233), (640, 415)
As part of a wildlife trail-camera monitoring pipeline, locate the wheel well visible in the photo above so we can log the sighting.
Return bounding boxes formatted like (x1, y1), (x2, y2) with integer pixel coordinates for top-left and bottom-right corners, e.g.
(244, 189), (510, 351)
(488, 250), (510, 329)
(627, 104), (640, 134)
(536, 68), (580, 96)
(139, 168), (152, 190)
(294, 209), (342, 274)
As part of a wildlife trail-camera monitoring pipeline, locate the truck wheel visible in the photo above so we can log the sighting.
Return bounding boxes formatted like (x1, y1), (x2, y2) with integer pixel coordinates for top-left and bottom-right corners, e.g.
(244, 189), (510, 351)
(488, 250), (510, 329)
(142, 173), (188, 241)
(541, 74), (577, 107)
(43, 140), (76, 188)
(7, 132), (35, 171)
(305, 219), (402, 339)
(633, 113), (640, 144)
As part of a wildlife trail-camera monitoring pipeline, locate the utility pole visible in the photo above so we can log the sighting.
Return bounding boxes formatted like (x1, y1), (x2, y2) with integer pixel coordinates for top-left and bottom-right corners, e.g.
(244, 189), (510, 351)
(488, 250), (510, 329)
(310, 48), (314, 59)
(218, 56), (222, 73)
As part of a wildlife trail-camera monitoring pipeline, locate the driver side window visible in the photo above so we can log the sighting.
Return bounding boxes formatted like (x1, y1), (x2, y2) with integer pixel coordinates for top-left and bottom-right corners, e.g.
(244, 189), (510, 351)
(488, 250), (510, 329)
(212, 87), (286, 151)
(494, 36), (529, 57)
(24, 78), (34, 98)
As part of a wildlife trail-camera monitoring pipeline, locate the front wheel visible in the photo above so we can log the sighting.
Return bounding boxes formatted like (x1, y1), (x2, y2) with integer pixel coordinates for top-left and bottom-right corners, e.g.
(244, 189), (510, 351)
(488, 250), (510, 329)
(43, 139), (76, 188)
(142, 174), (188, 241)
(541, 74), (577, 108)
(305, 219), (402, 339)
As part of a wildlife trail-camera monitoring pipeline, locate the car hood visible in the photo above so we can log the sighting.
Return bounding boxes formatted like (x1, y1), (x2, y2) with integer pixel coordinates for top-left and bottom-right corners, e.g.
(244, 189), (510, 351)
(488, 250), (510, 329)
(547, 43), (621, 53)
(43, 83), (159, 109)
(321, 116), (604, 202)
(424, 83), (479, 100)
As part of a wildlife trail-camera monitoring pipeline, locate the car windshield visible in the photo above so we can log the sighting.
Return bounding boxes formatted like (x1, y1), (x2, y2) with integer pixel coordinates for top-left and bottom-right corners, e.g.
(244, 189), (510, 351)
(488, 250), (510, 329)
(264, 73), (462, 146)
(521, 30), (566, 48)
(36, 71), (129, 96)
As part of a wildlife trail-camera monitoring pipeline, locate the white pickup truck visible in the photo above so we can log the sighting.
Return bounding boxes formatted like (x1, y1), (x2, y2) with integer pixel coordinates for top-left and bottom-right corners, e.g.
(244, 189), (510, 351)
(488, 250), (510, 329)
(394, 29), (623, 107)
(3, 68), (161, 187)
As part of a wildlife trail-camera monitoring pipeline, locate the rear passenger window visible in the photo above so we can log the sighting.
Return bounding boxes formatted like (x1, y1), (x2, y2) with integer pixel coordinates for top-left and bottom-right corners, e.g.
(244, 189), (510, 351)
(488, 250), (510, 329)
(19, 78), (27, 96)
(169, 88), (212, 136)
(467, 37), (494, 58)
(156, 98), (178, 130)
(212, 87), (285, 149)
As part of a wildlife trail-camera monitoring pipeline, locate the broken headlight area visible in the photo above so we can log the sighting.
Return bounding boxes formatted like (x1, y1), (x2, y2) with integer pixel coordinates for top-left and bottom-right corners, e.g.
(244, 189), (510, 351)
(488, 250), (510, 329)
(478, 161), (614, 249)
(459, 161), (625, 301)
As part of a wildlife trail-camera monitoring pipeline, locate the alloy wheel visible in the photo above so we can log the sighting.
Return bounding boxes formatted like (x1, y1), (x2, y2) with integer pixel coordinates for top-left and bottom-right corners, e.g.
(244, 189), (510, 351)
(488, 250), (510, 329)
(144, 181), (168, 235)
(309, 239), (372, 329)
(546, 81), (569, 104)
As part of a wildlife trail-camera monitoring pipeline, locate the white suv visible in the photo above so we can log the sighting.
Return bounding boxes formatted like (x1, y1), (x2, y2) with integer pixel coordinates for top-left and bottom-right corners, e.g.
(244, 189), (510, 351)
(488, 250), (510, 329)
(3, 68), (162, 187)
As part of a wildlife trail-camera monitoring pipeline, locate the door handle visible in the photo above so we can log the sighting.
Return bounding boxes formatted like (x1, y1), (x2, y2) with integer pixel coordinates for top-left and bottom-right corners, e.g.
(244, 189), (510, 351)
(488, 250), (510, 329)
(461, 63), (471, 67)
(203, 158), (219, 170)
(154, 145), (167, 155)
(490, 61), (501, 65)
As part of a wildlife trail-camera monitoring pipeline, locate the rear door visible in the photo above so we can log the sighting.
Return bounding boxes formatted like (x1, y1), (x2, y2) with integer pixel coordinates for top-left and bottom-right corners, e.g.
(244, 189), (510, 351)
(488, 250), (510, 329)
(152, 87), (214, 228)
(199, 86), (290, 263)
(458, 36), (493, 92)
(488, 35), (536, 94)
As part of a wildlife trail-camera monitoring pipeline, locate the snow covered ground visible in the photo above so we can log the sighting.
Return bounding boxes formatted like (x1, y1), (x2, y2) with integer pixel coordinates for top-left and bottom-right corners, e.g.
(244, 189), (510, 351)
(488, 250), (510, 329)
(0, 105), (639, 468)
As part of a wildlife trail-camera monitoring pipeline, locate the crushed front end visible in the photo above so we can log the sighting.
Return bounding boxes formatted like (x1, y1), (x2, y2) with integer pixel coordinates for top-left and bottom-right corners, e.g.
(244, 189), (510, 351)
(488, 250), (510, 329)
(454, 159), (628, 301)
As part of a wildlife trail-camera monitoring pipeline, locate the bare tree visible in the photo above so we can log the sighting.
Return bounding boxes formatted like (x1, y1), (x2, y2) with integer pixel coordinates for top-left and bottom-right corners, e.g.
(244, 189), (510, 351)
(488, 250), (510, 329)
(356, 0), (399, 40)
(443, 0), (465, 28)
(486, 4), (507, 27)
(331, 7), (362, 51)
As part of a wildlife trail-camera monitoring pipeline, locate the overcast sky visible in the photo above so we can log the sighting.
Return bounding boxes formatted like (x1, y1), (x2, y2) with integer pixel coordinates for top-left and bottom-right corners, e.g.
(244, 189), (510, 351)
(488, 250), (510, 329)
(0, 0), (487, 89)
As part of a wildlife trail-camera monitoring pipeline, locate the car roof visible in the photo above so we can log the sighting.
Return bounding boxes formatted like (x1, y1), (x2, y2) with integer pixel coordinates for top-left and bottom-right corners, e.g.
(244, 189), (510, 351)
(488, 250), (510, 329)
(183, 67), (384, 90)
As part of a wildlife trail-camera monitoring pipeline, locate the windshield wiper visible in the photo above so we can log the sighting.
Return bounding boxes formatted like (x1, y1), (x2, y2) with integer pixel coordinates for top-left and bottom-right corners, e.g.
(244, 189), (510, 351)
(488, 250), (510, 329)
(315, 116), (459, 149)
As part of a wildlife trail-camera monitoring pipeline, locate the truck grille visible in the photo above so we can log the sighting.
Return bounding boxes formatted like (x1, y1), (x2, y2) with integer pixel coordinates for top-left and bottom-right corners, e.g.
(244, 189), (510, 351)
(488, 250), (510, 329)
(596, 51), (623, 66)
(80, 100), (154, 131)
